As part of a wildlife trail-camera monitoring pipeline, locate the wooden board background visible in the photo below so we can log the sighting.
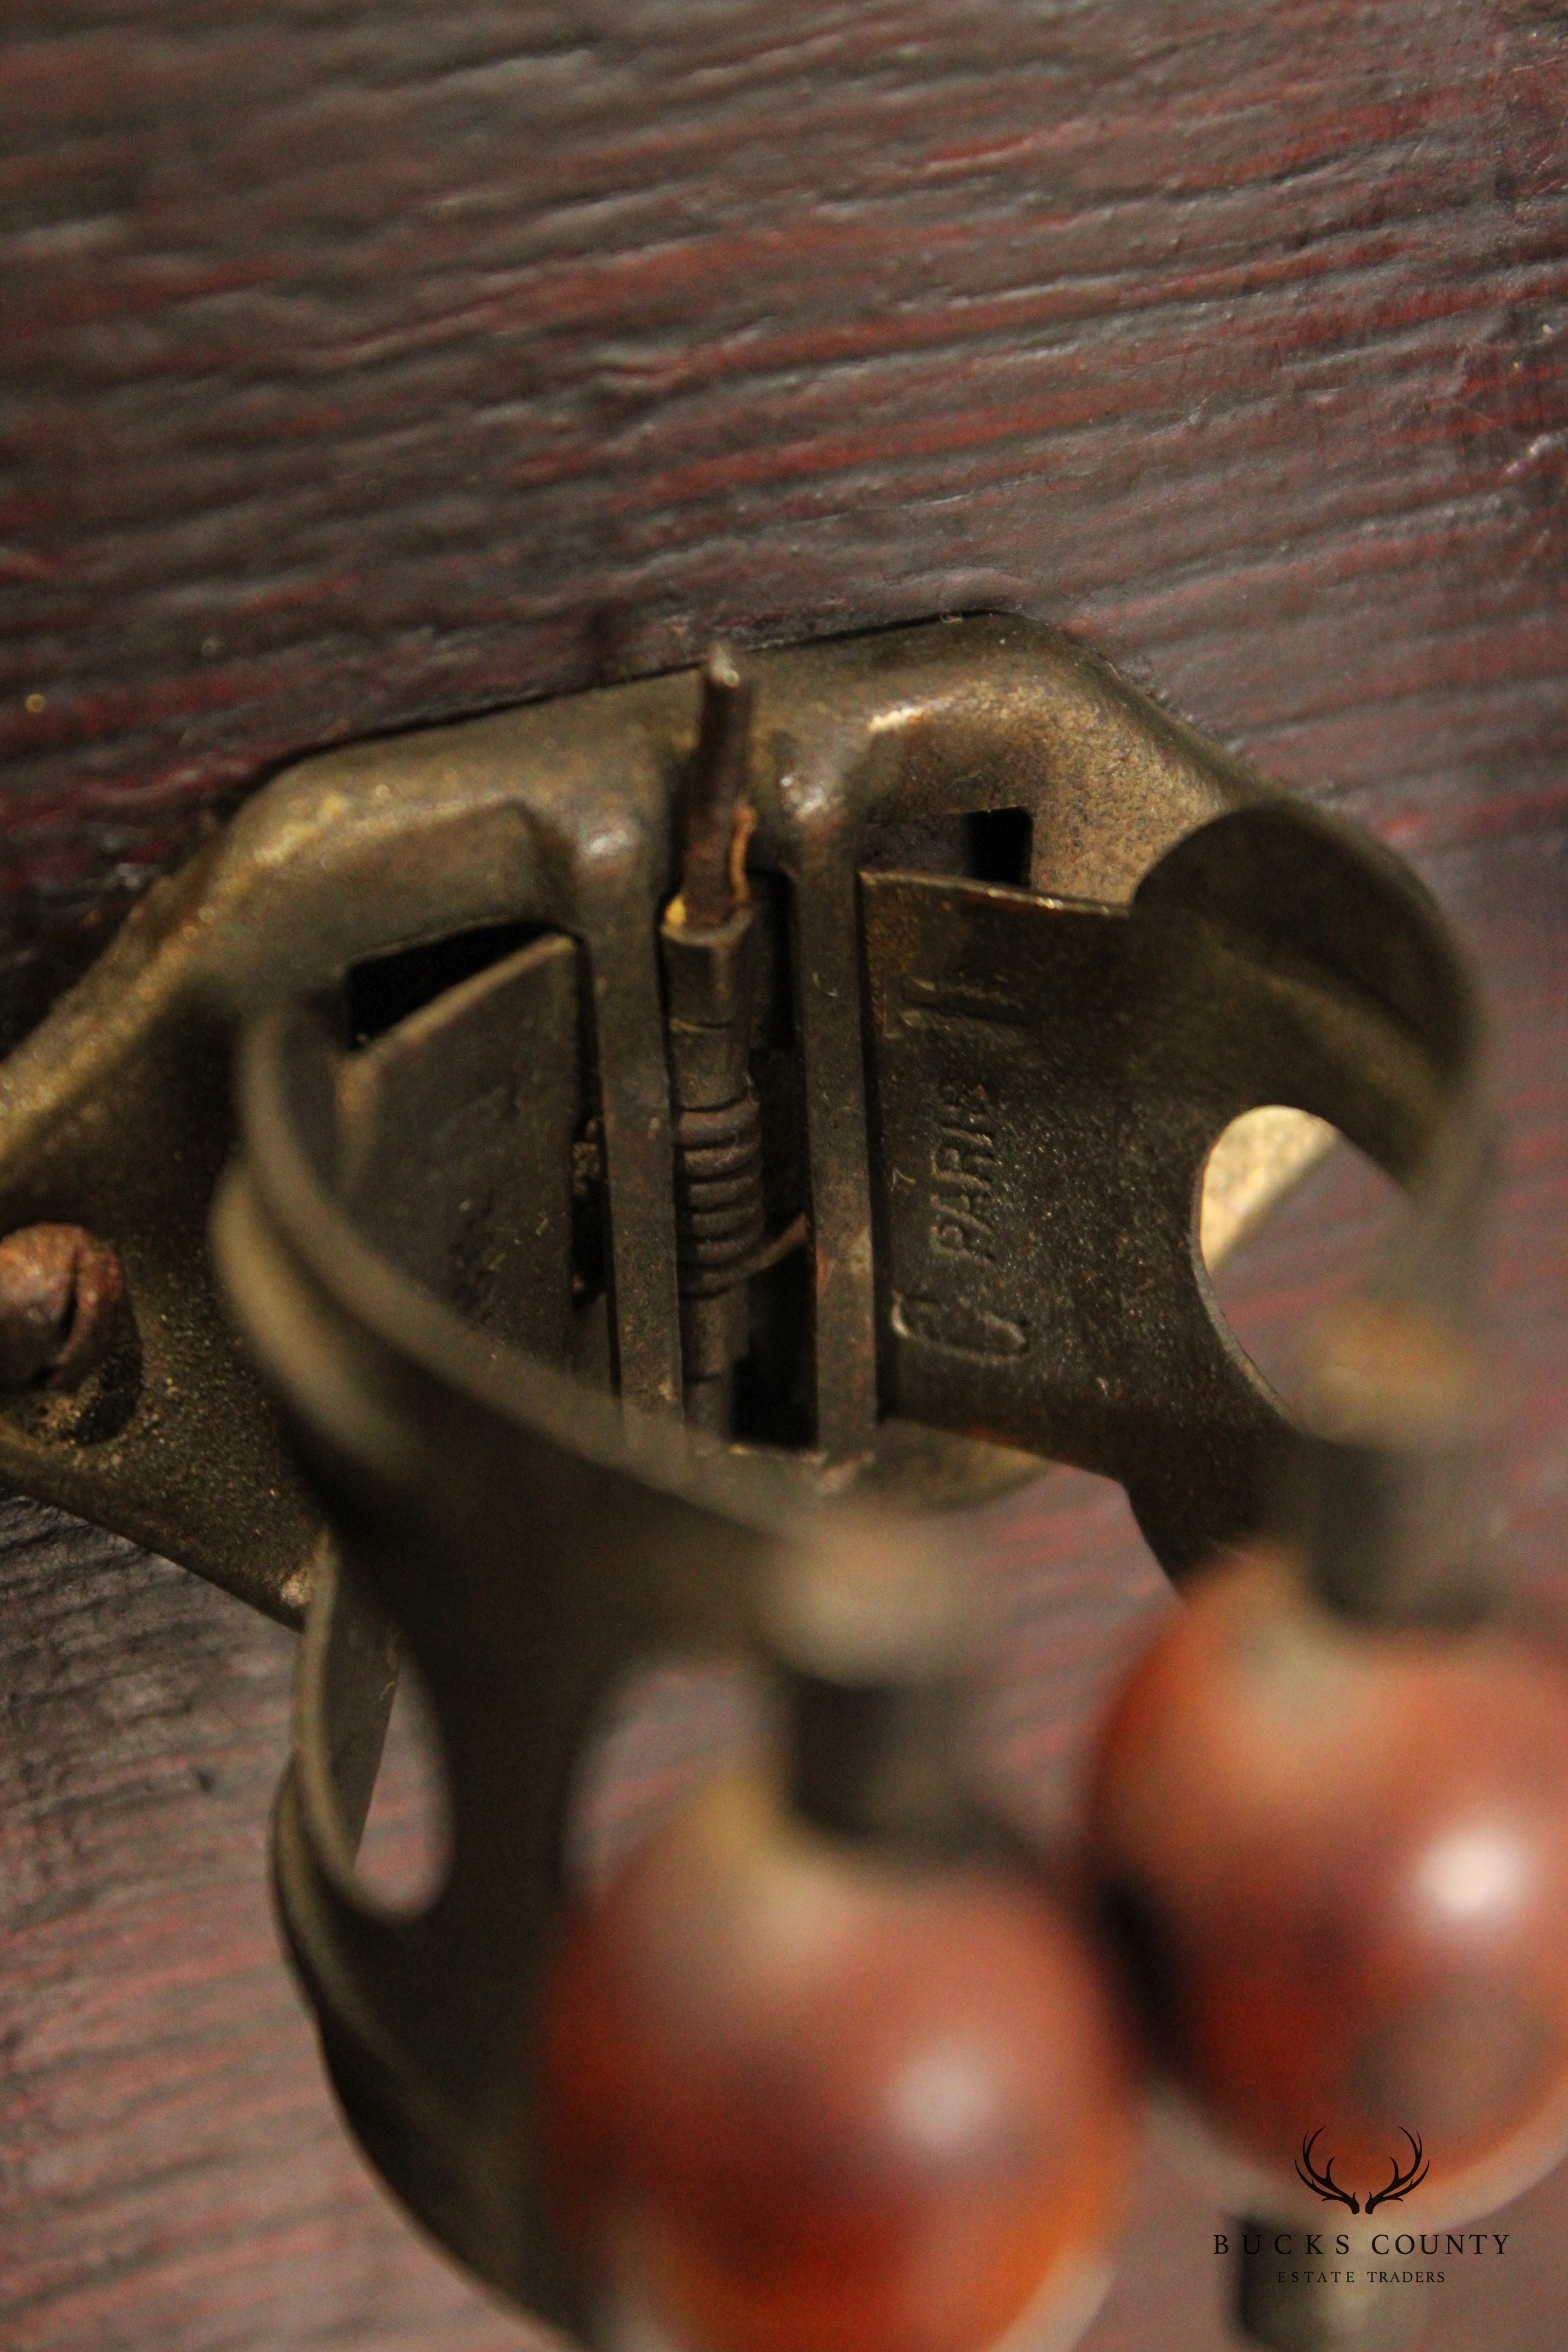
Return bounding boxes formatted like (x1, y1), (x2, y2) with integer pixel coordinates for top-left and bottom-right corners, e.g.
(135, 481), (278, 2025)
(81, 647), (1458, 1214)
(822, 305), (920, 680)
(3, 0), (1567, 1043)
(2, 0), (1567, 2343)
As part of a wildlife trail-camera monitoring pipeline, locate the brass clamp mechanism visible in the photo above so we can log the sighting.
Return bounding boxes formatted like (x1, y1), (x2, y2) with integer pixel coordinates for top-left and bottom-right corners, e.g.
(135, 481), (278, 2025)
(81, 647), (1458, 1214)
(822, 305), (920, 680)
(0, 617), (1510, 2352)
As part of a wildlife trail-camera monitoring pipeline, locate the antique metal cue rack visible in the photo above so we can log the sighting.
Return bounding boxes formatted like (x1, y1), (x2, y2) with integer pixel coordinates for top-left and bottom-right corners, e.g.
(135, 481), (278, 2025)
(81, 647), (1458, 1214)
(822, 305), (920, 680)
(3, 619), (1565, 2352)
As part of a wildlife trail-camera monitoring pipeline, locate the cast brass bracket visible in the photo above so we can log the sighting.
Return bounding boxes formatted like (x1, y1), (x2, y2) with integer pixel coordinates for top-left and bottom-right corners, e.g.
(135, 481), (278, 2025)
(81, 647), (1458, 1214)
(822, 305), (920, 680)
(0, 616), (1353, 1622)
(0, 616), (1488, 2332)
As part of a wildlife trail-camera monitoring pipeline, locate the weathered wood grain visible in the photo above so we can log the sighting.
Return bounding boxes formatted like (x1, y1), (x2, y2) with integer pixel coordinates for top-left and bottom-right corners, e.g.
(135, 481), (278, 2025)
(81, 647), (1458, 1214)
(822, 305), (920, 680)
(2, 0), (1567, 1046)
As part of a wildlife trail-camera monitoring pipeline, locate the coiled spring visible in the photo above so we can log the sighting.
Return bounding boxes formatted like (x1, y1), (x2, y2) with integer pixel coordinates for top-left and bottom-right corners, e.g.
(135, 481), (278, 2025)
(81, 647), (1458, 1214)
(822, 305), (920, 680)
(673, 1089), (766, 1298)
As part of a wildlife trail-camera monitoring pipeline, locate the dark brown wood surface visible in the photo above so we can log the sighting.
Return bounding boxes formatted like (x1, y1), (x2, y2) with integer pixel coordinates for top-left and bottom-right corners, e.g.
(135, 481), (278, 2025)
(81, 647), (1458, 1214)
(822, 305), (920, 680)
(3, 0), (1568, 2343)
(3, 0), (1568, 1041)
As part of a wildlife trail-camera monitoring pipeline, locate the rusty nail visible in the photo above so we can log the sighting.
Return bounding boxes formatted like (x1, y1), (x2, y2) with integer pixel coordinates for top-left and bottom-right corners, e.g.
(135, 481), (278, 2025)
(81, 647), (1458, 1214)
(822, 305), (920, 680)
(0, 1224), (126, 1394)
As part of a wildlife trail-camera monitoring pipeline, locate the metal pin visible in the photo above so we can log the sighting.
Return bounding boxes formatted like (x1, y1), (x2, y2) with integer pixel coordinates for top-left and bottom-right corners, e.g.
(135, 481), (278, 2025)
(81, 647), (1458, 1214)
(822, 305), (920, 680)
(661, 648), (764, 1430)
(671, 644), (755, 932)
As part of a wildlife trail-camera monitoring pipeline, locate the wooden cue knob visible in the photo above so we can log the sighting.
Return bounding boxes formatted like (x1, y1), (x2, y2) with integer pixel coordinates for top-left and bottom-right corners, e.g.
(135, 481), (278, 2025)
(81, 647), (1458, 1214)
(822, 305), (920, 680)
(540, 1769), (1141, 2352)
(1087, 1547), (1568, 2221)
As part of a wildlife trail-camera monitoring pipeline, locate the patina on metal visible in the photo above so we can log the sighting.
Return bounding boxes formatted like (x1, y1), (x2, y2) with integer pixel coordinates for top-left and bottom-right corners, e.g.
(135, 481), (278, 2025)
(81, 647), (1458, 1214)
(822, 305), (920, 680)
(863, 796), (1488, 1578)
(0, 616), (1491, 2346)
(0, 616), (1318, 1623)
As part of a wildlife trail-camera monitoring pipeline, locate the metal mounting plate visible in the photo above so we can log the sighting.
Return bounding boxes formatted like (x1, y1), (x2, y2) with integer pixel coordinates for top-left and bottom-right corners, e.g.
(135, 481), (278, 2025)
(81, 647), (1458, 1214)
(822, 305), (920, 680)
(0, 615), (1288, 1622)
(0, 615), (1488, 2329)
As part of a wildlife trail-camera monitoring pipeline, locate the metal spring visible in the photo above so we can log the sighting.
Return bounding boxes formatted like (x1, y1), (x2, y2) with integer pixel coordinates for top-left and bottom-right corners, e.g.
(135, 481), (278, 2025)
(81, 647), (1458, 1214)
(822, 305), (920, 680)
(672, 1089), (766, 1298)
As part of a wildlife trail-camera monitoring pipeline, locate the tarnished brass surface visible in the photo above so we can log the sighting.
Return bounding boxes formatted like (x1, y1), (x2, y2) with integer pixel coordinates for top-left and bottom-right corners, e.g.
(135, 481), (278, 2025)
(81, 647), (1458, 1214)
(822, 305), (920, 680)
(0, 617), (1490, 2331)
(0, 616), (1294, 1622)
(861, 798), (1482, 1570)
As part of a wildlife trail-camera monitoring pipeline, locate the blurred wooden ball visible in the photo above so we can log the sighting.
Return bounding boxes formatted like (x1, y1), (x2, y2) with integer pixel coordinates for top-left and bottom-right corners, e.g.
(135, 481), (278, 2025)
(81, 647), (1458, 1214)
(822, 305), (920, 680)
(541, 1770), (1140, 2352)
(1087, 1549), (1568, 2219)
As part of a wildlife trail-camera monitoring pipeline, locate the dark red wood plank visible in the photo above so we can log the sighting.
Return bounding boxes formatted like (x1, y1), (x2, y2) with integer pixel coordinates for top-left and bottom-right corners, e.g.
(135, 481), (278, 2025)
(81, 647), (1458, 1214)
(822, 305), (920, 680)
(3, 0), (1567, 1044)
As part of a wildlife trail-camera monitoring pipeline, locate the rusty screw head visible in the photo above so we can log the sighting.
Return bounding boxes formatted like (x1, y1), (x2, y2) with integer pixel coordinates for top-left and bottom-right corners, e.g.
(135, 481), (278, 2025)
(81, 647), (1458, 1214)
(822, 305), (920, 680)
(0, 1224), (126, 1394)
